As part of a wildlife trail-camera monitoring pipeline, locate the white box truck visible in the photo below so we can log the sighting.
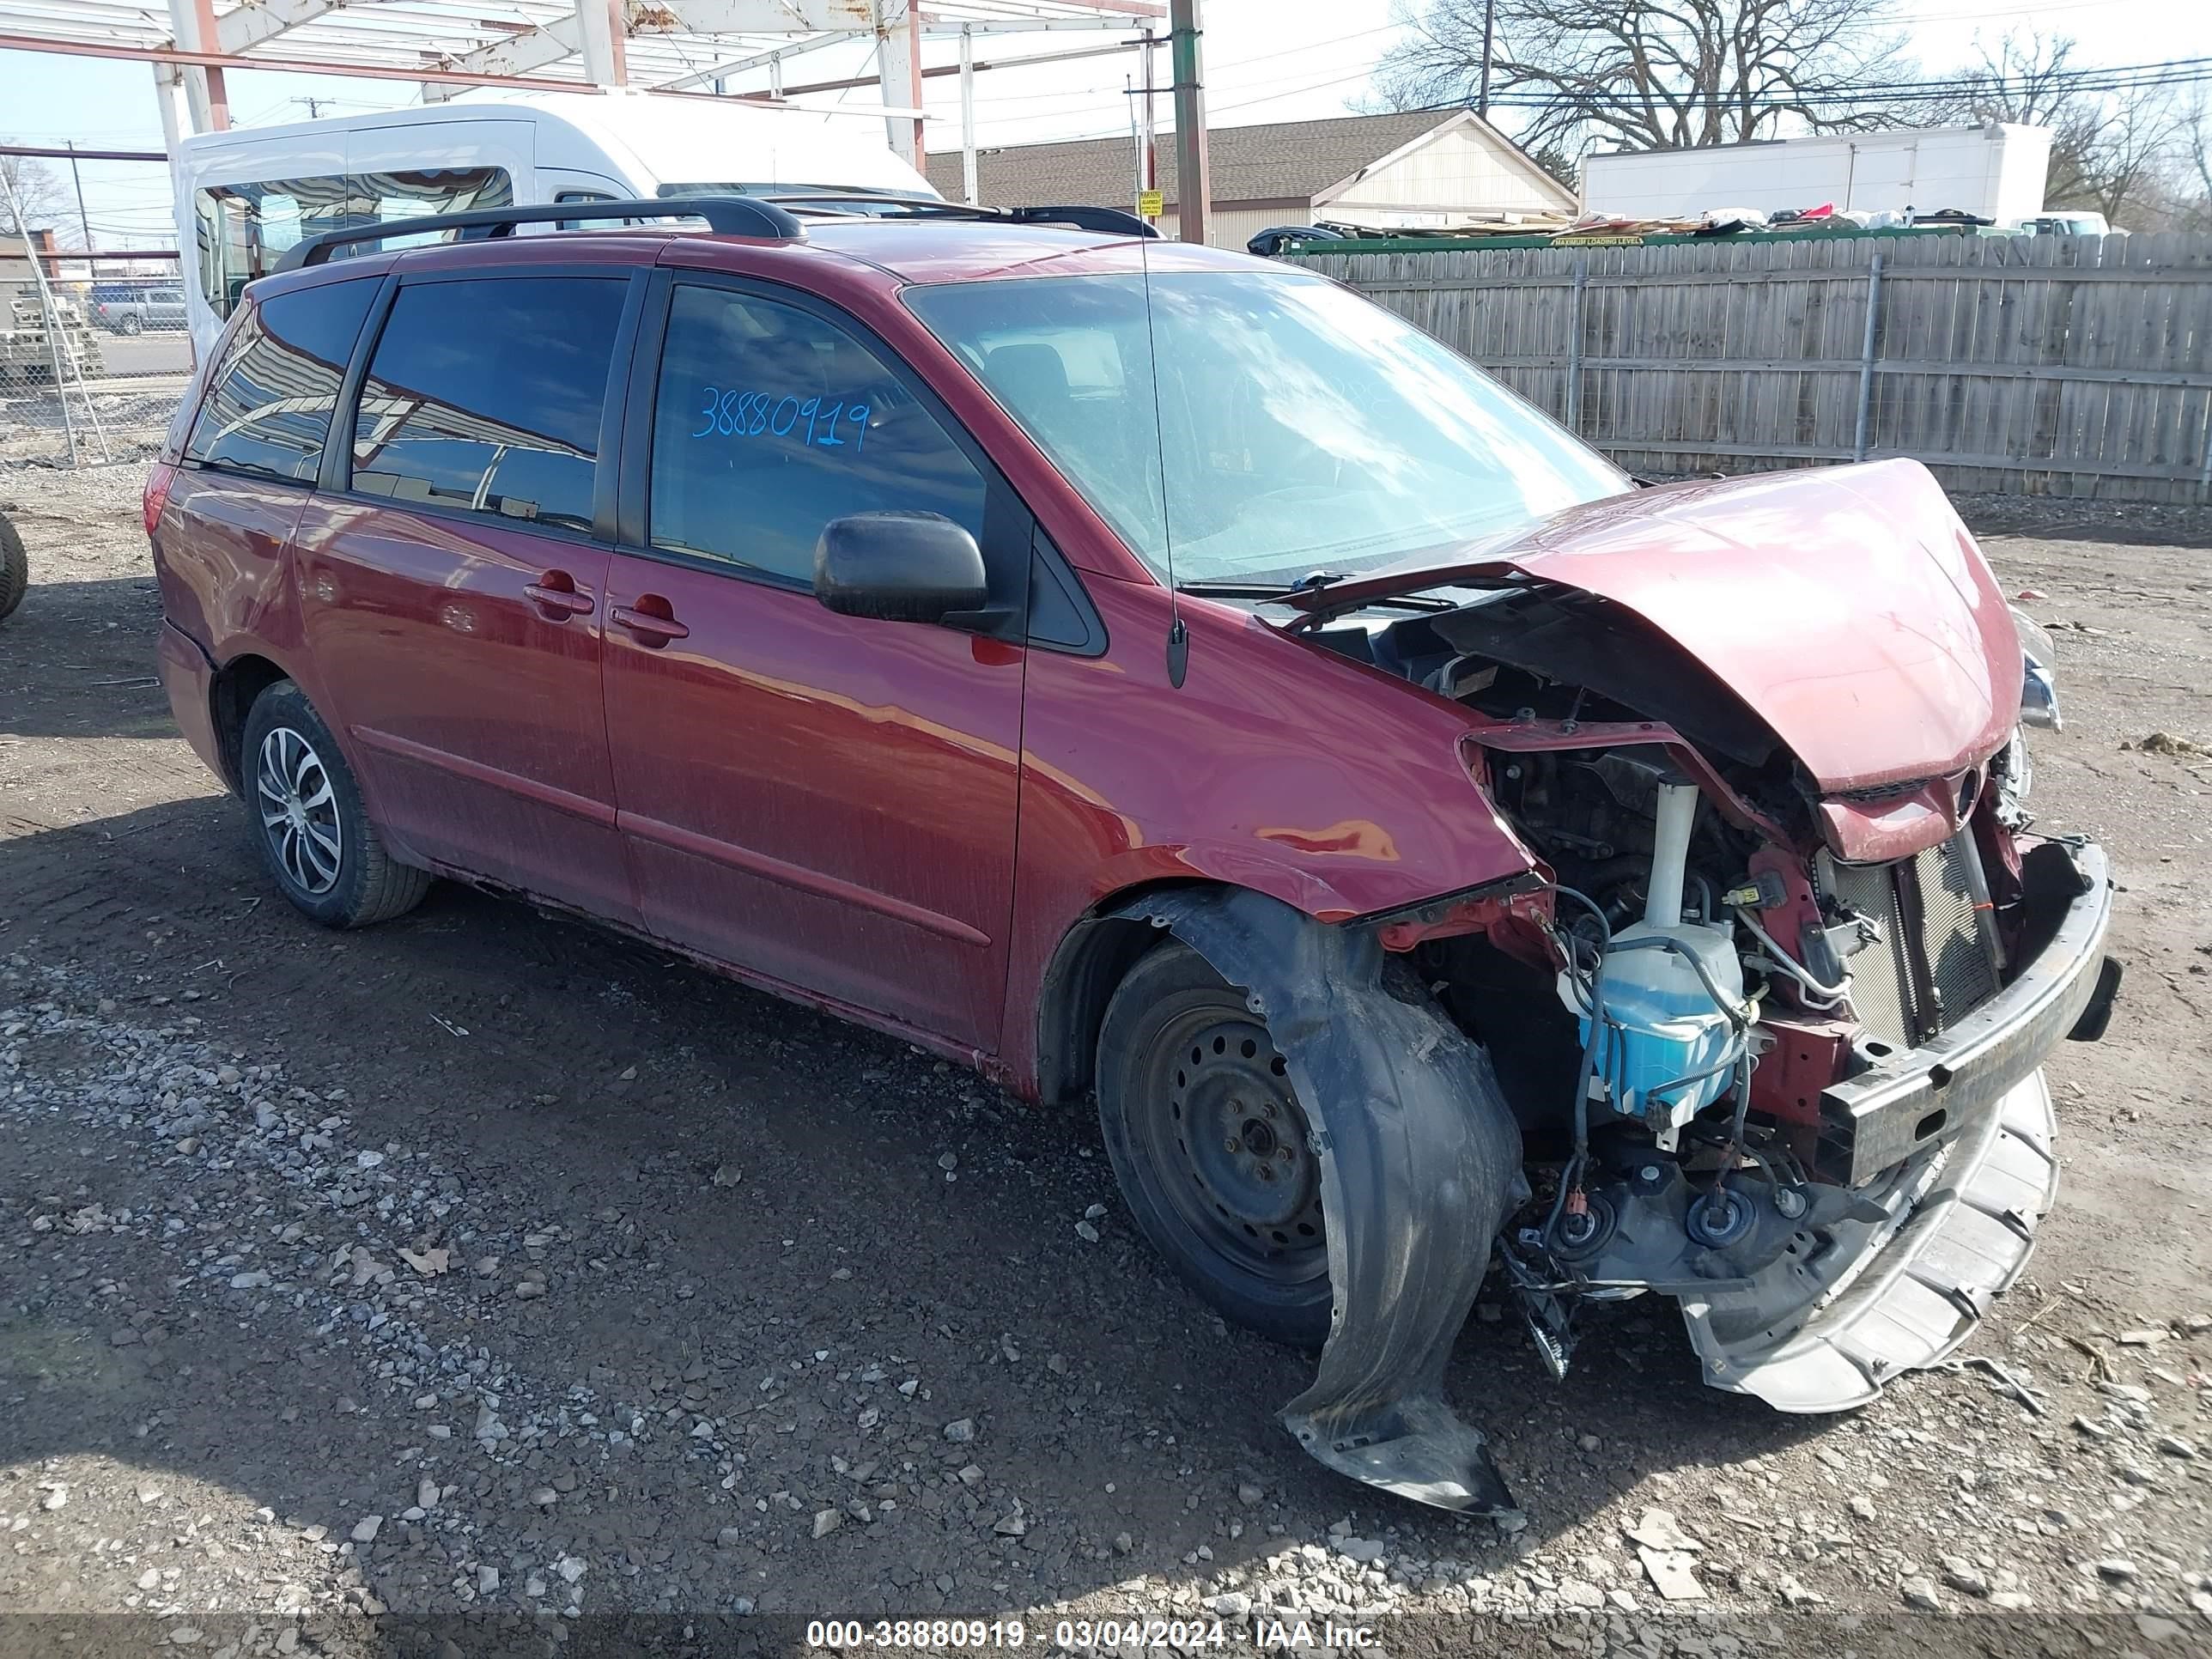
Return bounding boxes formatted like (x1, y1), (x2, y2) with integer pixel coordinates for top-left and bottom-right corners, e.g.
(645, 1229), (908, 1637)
(1582, 123), (2051, 227)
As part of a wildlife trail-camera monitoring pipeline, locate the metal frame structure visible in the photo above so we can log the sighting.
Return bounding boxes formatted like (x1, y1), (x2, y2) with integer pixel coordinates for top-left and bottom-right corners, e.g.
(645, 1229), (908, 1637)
(0, 0), (1164, 179)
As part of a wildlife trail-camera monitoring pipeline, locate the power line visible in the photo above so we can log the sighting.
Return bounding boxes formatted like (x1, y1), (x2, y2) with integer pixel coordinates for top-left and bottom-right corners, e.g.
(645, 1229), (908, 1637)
(1397, 53), (2212, 113)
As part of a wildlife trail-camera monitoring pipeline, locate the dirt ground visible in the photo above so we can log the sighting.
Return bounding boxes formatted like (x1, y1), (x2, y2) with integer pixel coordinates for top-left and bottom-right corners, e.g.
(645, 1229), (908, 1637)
(2, 463), (2209, 1659)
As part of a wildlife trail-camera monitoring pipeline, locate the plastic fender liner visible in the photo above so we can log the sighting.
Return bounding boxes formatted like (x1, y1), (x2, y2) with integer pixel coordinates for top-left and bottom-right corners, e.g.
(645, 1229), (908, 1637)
(1107, 887), (1525, 1516)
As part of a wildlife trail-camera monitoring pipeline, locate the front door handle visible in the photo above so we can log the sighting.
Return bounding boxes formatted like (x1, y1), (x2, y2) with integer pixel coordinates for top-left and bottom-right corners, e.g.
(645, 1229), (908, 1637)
(524, 573), (595, 620)
(610, 601), (690, 647)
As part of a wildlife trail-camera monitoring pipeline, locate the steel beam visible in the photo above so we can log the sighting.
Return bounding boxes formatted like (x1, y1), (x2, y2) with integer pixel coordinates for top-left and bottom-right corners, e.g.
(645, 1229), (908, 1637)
(0, 144), (168, 161)
(422, 13), (580, 94)
(726, 37), (1132, 99)
(576, 0), (626, 85)
(629, 0), (873, 26)
(427, 1), (871, 97)
(214, 0), (356, 56)
(0, 30), (604, 90)
(166, 0), (228, 131)
(653, 33), (842, 93)
(877, 0), (924, 166)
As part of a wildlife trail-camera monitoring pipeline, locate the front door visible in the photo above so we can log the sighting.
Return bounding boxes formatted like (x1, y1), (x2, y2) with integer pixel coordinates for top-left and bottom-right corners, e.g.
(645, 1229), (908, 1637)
(602, 276), (1025, 1050)
(295, 270), (640, 926)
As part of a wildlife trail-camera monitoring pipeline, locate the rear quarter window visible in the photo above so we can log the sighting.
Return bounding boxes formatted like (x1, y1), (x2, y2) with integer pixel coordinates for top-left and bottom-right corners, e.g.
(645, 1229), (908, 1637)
(183, 278), (380, 483)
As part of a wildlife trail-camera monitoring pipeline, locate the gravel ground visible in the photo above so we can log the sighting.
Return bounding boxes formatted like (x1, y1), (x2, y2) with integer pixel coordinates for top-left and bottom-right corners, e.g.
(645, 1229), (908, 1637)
(2, 463), (2209, 1659)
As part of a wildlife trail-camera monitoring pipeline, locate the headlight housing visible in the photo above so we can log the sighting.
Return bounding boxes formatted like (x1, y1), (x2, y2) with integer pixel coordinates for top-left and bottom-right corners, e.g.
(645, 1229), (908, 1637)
(2009, 605), (2062, 732)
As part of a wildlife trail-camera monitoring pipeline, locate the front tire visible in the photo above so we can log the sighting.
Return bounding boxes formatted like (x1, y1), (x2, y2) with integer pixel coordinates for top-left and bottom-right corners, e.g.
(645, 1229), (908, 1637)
(241, 681), (430, 927)
(1097, 942), (1333, 1349)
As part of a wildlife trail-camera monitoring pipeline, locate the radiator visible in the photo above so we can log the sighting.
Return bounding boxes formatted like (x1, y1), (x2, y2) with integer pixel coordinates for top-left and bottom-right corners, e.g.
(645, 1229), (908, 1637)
(1820, 831), (2004, 1051)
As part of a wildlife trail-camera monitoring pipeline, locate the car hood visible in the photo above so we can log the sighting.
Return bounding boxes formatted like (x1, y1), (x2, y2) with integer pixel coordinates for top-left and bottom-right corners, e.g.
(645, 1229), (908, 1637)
(1294, 459), (2021, 798)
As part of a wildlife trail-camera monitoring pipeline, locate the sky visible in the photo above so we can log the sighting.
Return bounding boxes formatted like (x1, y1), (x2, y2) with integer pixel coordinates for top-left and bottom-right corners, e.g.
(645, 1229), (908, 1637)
(3, 0), (2209, 249)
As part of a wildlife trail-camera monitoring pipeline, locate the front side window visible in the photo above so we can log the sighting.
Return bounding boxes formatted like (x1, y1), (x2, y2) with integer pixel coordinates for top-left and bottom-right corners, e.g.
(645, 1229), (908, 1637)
(349, 276), (624, 532)
(904, 270), (1626, 586)
(184, 278), (380, 482)
(647, 284), (985, 583)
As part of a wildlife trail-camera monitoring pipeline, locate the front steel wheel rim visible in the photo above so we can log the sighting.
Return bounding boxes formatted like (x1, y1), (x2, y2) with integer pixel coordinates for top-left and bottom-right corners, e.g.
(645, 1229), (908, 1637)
(256, 726), (343, 896)
(1139, 1006), (1328, 1285)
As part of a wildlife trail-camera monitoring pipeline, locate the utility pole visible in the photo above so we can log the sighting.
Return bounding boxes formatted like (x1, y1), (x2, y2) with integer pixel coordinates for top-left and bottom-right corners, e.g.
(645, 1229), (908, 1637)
(959, 25), (978, 205)
(1139, 31), (1158, 227)
(1478, 0), (1495, 119)
(1169, 0), (1208, 245)
(65, 142), (92, 251)
(1127, 75), (1139, 210)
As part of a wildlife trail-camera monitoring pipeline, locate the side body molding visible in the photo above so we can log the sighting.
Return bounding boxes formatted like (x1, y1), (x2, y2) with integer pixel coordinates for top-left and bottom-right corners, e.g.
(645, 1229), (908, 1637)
(1105, 887), (1525, 1515)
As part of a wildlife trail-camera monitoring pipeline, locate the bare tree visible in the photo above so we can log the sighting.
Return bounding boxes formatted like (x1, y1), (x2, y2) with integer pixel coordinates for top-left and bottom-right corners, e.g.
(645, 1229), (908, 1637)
(0, 152), (73, 243)
(1940, 35), (2106, 210)
(2184, 95), (2212, 229)
(1372, 0), (1909, 155)
(2079, 95), (2189, 222)
(1942, 33), (2196, 227)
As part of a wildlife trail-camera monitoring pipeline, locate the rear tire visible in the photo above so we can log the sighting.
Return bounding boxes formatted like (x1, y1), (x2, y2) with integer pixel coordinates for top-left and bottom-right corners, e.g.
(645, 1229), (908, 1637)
(0, 514), (25, 622)
(241, 680), (430, 928)
(118, 313), (143, 337)
(1097, 941), (1334, 1349)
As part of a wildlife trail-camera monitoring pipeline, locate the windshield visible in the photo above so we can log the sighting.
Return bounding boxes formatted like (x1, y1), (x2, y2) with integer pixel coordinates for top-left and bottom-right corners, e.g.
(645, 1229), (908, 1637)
(904, 270), (1626, 586)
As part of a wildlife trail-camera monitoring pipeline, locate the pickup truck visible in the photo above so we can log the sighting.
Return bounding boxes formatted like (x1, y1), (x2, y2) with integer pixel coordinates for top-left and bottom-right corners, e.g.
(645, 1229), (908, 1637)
(94, 287), (189, 335)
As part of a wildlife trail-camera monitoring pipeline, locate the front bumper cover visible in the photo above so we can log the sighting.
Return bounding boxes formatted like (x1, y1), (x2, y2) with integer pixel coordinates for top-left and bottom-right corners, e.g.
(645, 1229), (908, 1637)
(1682, 837), (2113, 1411)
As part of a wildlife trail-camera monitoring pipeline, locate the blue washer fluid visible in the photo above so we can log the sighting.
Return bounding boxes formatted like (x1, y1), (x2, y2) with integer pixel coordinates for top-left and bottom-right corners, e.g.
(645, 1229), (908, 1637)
(1562, 920), (1744, 1138)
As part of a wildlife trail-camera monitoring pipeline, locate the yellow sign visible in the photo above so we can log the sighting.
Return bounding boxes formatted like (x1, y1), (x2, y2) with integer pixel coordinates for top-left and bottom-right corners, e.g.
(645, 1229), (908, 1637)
(1138, 190), (1164, 218)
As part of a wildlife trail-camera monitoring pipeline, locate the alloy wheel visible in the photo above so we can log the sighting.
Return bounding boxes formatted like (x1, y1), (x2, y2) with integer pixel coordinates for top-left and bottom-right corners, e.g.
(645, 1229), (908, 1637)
(256, 725), (343, 896)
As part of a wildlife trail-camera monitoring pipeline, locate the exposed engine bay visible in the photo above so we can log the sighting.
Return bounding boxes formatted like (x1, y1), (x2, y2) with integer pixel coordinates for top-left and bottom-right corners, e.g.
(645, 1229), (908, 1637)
(1295, 582), (2112, 1396)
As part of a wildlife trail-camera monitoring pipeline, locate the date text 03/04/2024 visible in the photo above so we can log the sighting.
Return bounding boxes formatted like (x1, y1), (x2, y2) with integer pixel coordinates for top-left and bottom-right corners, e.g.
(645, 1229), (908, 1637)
(802, 1619), (1383, 1650)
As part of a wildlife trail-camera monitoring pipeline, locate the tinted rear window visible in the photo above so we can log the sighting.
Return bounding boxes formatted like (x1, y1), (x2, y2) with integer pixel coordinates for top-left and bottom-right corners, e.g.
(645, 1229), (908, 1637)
(183, 279), (378, 483)
(349, 276), (625, 533)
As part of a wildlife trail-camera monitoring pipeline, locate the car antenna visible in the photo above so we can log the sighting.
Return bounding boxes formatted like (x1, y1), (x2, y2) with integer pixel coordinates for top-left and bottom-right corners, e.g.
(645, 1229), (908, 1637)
(1135, 221), (1188, 689)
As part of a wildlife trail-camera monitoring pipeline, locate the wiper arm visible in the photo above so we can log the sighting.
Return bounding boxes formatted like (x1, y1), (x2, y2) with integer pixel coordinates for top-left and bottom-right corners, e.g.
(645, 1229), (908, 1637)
(1175, 569), (1351, 599)
(1176, 573), (1462, 616)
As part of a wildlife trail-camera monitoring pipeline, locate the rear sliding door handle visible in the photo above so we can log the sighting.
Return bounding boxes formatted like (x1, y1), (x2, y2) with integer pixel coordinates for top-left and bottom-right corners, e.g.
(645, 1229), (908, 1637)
(610, 603), (690, 646)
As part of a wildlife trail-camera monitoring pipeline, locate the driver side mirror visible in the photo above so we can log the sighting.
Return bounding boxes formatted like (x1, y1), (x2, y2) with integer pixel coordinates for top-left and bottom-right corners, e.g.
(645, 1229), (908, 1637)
(813, 511), (988, 625)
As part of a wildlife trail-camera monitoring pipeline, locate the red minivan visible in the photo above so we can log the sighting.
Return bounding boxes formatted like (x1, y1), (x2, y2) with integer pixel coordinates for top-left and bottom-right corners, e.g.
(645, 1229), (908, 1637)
(149, 197), (2118, 1516)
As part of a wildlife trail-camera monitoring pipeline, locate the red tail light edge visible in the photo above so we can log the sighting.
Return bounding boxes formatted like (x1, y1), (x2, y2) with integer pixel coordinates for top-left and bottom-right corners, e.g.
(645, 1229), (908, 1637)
(143, 461), (178, 540)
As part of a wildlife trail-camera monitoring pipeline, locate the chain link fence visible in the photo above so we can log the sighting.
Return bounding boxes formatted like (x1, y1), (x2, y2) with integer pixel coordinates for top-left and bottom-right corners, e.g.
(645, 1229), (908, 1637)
(1, 250), (191, 472)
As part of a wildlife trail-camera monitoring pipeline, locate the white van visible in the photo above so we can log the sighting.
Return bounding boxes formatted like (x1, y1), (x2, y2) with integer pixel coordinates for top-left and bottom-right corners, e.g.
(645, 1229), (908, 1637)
(173, 88), (936, 354)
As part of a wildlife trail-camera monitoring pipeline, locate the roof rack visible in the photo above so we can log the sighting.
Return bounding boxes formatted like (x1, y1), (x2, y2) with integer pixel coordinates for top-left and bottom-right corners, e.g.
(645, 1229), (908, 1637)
(267, 190), (1157, 276)
(270, 196), (805, 273)
(763, 193), (1159, 239)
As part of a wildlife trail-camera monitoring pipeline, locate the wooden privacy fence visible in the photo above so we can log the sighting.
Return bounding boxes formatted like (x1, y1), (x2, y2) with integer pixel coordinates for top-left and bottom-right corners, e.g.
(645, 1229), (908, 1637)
(1288, 232), (2212, 501)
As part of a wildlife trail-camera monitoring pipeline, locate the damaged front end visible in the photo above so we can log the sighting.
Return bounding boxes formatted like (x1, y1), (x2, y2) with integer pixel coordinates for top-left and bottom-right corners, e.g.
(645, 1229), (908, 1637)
(1173, 489), (2119, 1515)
